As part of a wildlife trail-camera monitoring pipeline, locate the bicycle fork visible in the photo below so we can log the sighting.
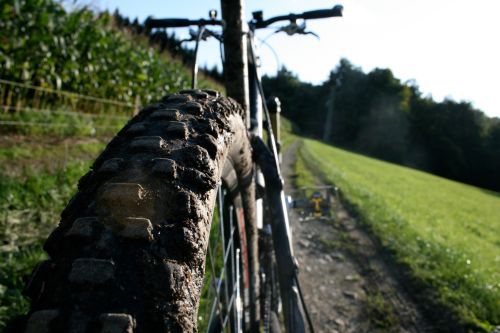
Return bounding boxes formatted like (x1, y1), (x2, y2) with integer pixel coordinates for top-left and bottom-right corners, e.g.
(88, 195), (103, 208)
(252, 136), (313, 333)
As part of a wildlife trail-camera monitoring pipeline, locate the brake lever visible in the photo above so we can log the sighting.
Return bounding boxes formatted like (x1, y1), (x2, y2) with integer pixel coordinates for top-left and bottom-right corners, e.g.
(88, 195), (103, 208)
(179, 28), (222, 44)
(276, 21), (319, 39)
(302, 30), (319, 39)
(204, 29), (223, 42)
(276, 22), (300, 36)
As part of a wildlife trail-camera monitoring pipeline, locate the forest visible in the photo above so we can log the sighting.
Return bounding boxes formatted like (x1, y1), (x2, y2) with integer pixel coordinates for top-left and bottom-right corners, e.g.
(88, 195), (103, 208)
(263, 62), (500, 192)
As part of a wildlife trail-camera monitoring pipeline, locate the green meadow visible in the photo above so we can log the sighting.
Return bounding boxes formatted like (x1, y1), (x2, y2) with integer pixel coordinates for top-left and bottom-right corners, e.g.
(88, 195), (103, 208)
(296, 137), (499, 330)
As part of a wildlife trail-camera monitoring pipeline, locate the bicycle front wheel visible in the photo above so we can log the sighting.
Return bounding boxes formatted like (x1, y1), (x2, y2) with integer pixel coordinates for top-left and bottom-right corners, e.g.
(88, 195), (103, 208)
(19, 90), (257, 332)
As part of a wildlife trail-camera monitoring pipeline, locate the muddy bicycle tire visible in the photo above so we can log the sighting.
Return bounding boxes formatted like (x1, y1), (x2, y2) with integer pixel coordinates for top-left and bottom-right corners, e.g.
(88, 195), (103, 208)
(17, 90), (257, 333)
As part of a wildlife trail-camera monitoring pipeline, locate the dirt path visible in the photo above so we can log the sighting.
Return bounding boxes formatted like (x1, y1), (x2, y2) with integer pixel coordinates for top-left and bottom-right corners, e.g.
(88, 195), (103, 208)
(283, 141), (435, 333)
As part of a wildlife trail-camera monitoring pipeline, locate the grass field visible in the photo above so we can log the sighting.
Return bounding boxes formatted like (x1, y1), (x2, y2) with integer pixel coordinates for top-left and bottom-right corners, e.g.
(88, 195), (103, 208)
(296, 137), (499, 331)
(0, 137), (106, 329)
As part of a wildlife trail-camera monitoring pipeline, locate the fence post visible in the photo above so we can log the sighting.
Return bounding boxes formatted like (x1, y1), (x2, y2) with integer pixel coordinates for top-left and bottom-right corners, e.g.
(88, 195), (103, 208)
(133, 95), (141, 116)
(33, 89), (40, 110)
(6, 89), (12, 113)
(0, 84), (6, 113)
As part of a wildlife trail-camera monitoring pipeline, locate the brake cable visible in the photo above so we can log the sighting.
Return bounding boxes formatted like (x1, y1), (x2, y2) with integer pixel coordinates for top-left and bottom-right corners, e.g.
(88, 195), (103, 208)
(257, 37), (281, 75)
(247, 32), (281, 175)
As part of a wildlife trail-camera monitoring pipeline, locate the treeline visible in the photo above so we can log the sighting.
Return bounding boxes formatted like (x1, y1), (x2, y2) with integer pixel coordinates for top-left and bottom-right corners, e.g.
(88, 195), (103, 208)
(264, 60), (500, 191)
(0, 0), (220, 107)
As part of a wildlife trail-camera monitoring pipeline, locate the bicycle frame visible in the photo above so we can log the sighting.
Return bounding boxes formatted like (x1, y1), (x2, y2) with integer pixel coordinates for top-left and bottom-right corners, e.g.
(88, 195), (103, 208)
(219, 4), (305, 330)
(223, 3), (342, 333)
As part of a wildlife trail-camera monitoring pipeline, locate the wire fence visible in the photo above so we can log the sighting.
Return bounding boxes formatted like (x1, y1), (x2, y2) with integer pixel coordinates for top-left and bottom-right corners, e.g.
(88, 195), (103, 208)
(0, 78), (138, 136)
(0, 120), (119, 129)
(0, 78), (138, 110)
(1, 105), (131, 120)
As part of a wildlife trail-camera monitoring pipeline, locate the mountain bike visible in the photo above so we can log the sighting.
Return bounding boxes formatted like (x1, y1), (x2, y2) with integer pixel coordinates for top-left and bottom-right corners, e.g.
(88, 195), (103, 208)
(18, 1), (342, 332)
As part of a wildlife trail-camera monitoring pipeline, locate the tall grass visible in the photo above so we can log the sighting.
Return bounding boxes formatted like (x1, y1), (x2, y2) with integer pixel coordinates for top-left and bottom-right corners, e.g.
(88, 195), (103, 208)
(0, 140), (105, 329)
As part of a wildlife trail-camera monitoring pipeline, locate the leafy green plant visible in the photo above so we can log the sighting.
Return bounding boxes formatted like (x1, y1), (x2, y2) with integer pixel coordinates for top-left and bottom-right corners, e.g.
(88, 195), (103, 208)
(0, 0), (199, 107)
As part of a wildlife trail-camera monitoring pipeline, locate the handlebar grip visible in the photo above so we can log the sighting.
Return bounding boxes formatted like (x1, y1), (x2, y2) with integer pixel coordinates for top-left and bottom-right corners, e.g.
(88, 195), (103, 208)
(302, 5), (343, 19)
(253, 4), (343, 29)
(146, 17), (223, 29)
(146, 18), (193, 28)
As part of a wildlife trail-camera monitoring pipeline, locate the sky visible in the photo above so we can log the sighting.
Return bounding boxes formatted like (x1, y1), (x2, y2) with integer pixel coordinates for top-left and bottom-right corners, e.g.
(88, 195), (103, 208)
(88, 0), (500, 118)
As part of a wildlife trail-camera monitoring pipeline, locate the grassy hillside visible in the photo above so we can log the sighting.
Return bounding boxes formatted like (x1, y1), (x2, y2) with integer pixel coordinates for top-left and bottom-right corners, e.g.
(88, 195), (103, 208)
(296, 137), (499, 330)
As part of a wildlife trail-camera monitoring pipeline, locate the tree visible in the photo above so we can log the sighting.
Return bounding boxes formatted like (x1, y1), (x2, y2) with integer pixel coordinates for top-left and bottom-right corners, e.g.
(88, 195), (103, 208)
(262, 58), (500, 192)
(262, 67), (323, 136)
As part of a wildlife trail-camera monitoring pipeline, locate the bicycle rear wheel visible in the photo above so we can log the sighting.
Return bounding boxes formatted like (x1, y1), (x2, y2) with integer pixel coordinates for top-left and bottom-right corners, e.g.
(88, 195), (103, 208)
(19, 90), (257, 332)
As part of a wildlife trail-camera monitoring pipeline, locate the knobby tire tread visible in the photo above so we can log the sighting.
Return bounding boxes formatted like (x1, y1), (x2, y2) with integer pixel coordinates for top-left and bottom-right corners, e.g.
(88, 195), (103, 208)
(17, 90), (254, 333)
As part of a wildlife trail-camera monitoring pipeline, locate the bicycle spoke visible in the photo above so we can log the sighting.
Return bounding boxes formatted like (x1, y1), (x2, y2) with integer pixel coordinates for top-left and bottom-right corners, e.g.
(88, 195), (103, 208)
(206, 223), (237, 331)
(206, 190), (225, 330)
(221, 284), (238, 329)
(231, 205), (240, 332)
(235, 248), (243, 333)
(219, 193), (230, 319)
(202, 185), (246, 332)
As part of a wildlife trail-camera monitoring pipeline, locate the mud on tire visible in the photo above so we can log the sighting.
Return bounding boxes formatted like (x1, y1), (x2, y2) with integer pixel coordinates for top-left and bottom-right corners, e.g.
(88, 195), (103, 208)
(18, 90), (255, 333)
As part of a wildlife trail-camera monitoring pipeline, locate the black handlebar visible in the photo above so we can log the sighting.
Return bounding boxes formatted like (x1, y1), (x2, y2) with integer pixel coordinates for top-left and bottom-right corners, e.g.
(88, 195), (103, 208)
(253, 5), (343, 29)
(145, 18), (222, 29)
(303, 5), (344, 20)
(146, 4), (342, 30)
